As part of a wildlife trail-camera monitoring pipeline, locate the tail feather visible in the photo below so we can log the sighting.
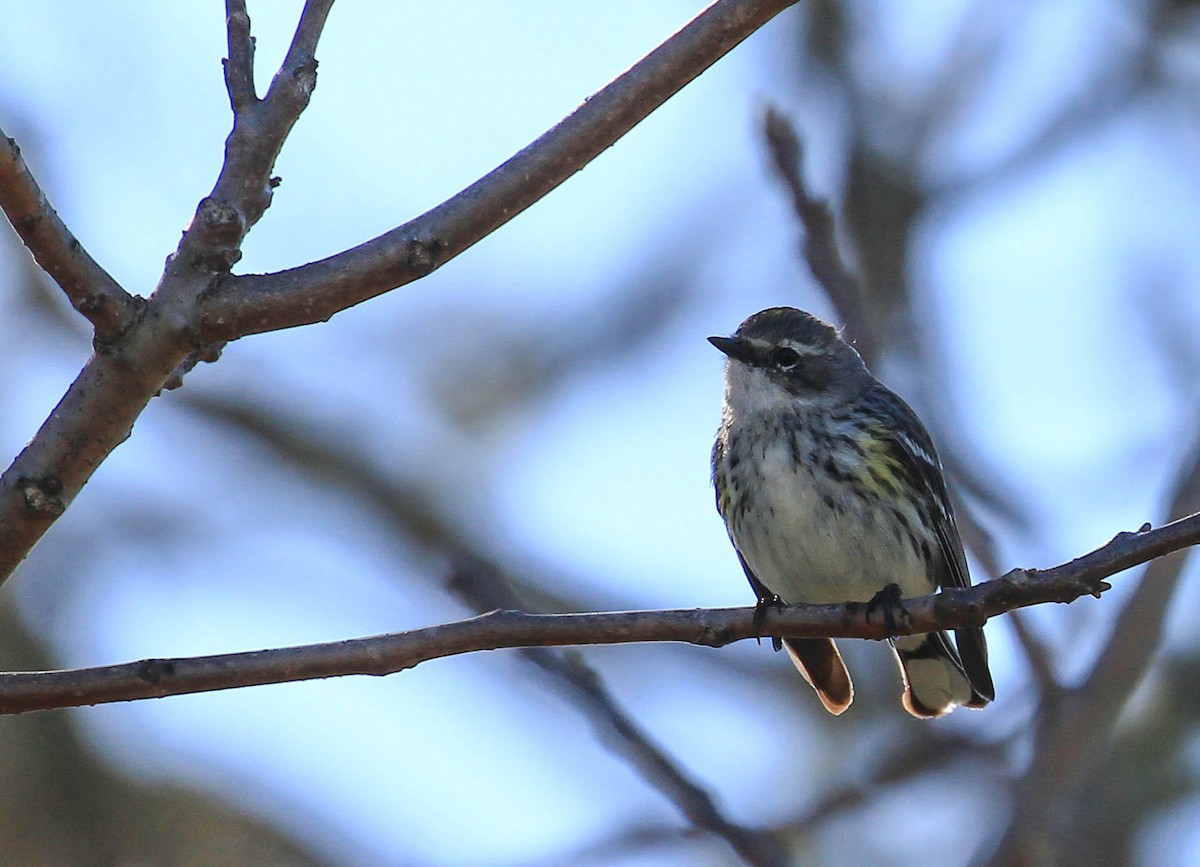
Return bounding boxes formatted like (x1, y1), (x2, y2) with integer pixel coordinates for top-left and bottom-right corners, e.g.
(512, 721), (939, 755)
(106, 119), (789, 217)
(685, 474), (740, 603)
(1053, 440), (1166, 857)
(893, 632), (989, 719)
(784, 637), (853, 715)
(954, 625), (995, 704)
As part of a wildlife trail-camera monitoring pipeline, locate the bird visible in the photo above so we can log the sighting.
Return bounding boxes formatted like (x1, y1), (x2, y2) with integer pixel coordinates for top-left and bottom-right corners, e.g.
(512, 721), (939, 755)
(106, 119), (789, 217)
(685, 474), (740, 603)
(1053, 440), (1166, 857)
(709, 306), (993, 717)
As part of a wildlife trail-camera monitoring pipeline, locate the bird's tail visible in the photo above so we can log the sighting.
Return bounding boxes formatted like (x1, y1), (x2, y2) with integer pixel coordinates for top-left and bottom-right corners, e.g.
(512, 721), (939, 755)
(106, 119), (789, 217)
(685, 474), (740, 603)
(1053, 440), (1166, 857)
(784, 637), (853, 715)
(892, 631), (992, 718)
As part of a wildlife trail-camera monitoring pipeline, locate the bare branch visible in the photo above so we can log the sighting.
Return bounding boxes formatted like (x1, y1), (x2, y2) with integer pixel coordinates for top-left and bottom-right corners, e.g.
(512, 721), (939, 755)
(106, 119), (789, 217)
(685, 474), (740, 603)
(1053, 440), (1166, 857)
(0, 0), (793, 587)
(0, 131), (142, 340)
(200, 0), (334, 272)
(197, 0), (802, 341)
(278, 0), (333, 81)
(1, 512), (1196, 716)
(0, 0), (338, 585)
(526, 644), (786, 866)
(222, 0), (258, 111)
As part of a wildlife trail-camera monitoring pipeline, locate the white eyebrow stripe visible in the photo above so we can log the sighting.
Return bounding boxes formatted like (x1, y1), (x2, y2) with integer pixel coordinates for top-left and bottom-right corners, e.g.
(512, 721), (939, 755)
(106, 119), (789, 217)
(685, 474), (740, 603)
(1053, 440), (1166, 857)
(751, 339), (823, 356)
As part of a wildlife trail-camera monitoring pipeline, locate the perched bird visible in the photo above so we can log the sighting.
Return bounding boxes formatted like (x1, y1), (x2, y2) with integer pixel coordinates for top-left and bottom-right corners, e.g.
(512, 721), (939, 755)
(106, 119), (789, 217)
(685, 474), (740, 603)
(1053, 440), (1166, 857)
(709, 307), (993, 717)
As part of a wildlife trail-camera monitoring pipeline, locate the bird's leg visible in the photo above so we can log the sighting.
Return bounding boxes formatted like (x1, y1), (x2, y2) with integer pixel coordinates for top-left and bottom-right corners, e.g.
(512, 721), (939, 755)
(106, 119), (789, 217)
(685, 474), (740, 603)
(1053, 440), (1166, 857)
(753, 593), (785, 651)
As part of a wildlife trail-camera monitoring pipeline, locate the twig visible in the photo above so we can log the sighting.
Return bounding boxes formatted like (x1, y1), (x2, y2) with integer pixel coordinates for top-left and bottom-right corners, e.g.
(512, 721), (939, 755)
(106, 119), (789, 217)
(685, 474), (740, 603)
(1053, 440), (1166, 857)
(197, 0), (802, 340)
(188, 0), (334, 274)
(0, 131), (141, 340)
(222, 0), (257, 112)
(524, 644), (785, 866)
(0, 512), (1196, 716)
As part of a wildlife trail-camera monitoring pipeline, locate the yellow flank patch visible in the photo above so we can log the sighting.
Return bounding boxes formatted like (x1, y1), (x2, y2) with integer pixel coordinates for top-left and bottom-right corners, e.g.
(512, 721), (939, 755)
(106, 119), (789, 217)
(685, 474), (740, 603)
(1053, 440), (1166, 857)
(858, 428), (904, 495)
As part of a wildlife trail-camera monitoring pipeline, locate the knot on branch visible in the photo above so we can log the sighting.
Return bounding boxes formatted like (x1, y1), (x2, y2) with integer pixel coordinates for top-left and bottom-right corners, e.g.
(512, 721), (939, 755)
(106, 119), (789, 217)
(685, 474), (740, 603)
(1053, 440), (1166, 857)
(696, 625), (737, 648)
(1078, 577), (1113, 600)
(187, 197), (246, 272)
(18, 475), (65, 516)
(89, 293), (147, 353)
(16, 212), (42, 233)
(406, 238), (446, 276)
(289, 57), (318, 98)
(160, 340), (228, 392)
(136, 658), (177, 685)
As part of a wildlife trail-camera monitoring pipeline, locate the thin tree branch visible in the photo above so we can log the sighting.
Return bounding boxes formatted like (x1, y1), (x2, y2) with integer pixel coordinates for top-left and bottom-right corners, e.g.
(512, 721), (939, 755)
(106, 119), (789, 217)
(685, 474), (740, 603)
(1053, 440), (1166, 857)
(1, 512), (1196, 716)
(197, 0), (802, 341)
(222, 0), (258, 112)
(525, 644), (786, 867)
(278, 0), (333, 83)
(0, 131), (142, 340)
(0, 3), (337, 587)
(223, 0), (331, 228)
(200, 0), (333, 272)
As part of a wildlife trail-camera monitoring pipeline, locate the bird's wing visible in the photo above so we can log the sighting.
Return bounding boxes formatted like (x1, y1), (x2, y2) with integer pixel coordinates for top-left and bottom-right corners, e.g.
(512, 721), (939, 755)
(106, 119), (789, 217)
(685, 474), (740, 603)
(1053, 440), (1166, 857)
(868, 393), (972, 592)
(875, 398), (994, 701)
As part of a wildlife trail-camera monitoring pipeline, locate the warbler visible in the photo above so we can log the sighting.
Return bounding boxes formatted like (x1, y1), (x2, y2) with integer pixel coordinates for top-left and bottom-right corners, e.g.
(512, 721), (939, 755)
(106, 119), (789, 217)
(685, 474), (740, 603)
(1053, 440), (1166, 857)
(709, 307), (993, 717)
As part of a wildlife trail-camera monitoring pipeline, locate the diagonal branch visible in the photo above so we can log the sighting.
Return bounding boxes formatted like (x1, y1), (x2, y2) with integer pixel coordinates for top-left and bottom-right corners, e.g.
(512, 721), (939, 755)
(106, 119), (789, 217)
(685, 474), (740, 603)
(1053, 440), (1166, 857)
(0, 511), (1196, 716)
(0, 3), (340, 588)
(761, 106), (874, 363)
(197, 0), (802, 341)
(0, 131), (142, 340)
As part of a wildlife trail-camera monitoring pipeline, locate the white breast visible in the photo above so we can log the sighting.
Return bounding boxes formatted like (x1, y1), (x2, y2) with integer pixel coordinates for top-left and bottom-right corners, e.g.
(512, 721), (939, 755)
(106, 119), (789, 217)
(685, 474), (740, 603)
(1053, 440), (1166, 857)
(721, 427), (935, 605)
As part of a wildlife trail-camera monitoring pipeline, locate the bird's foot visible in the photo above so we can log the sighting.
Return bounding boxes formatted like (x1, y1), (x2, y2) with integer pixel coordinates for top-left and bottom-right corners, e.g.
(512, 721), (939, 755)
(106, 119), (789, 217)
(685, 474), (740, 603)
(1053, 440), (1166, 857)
(865, 583), (910, 633)
(753, 594), (785, 652)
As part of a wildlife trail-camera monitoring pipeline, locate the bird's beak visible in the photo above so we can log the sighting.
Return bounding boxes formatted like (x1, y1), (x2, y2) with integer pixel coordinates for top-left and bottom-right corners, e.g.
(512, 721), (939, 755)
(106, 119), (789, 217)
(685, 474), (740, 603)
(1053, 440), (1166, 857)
(708, 335), (755, 363)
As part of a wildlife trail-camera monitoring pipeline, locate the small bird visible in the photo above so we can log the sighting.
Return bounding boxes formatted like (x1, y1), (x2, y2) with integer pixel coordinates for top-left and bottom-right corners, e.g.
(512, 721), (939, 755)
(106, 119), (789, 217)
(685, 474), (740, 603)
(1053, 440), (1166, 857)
(709, 307), (993, 717)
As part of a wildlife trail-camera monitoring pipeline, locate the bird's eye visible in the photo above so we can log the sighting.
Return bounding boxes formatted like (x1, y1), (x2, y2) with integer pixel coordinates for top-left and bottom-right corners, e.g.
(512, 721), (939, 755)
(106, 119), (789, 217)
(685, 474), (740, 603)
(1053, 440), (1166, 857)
(772, 347), (801, 369)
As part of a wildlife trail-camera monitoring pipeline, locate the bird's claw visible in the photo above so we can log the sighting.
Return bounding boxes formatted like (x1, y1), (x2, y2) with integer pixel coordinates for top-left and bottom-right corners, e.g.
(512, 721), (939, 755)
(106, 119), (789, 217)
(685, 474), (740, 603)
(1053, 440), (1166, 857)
(754, 594), (785, 651)
(865, 583), (910, 632)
